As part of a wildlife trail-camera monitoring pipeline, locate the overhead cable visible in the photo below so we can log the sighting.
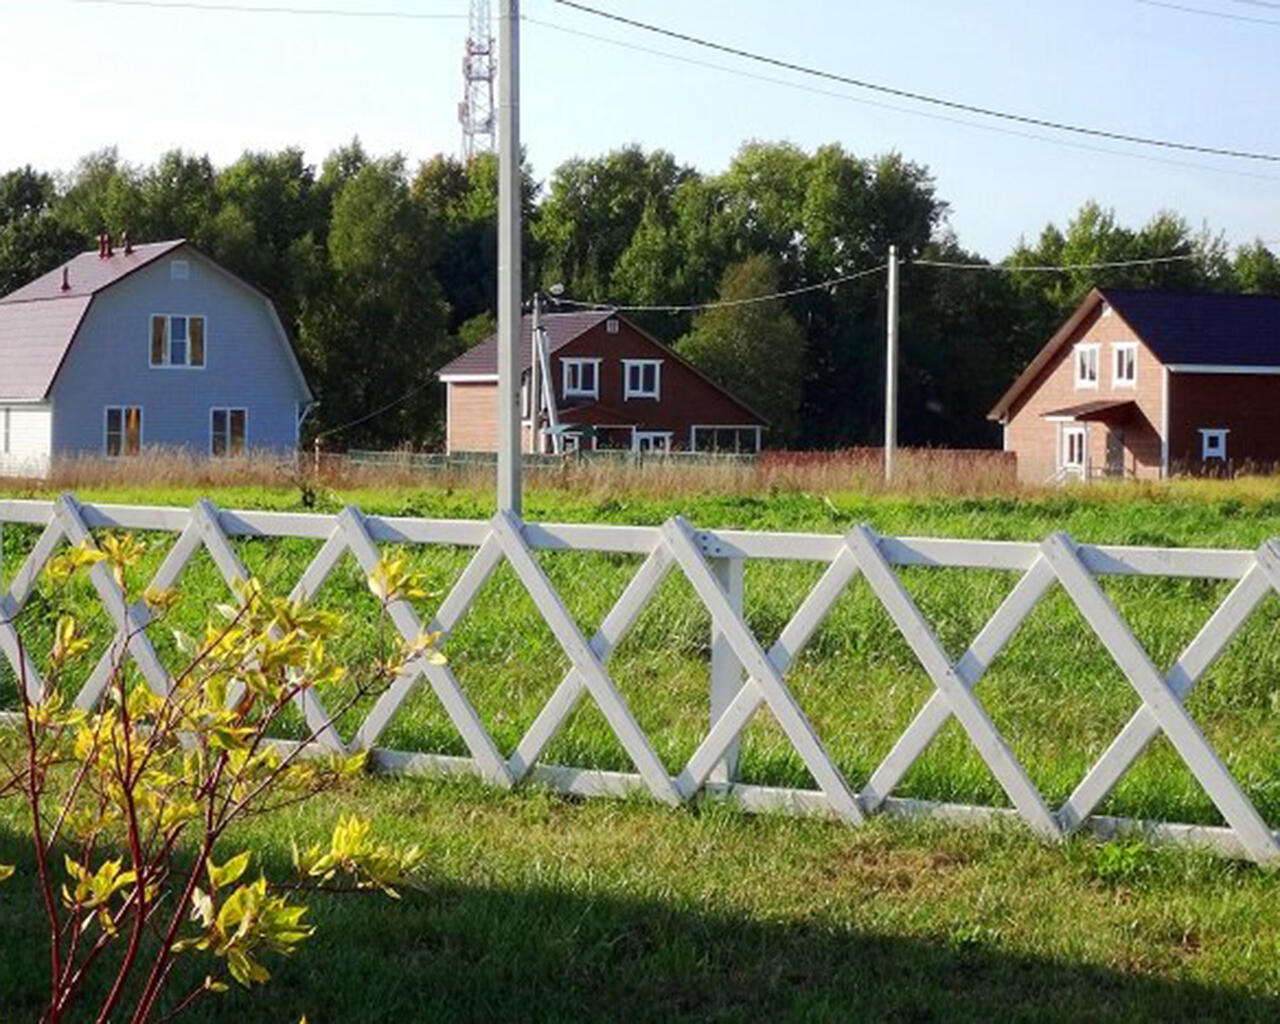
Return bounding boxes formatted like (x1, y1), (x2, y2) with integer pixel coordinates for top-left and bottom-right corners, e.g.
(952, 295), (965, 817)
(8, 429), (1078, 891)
(912, 254), (1200, 273)
(1136, 0), (1280, 27)
(552, 0), (1280, 164)
(550, 264), (889, 314)
(524, 16), (1280, 184)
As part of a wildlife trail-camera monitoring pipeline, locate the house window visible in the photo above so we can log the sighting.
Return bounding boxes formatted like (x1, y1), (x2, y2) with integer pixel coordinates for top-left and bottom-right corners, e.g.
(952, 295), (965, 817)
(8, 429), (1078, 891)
(211, 408), (247, 457)
(623, 359), (662, 400)
(691, 426), (762, 454)
(105, 406), (142, 458)
(634, 431), (672, 454)
(1074, 344), (1099, 388)
(1113, 343), (1137, 387)
(561, 358), (600, 399)
(1200, 428), (1228, 461)
(170, 260), (189, 281)
(606, 318), (620, 335)
(150, 315), (206, 368)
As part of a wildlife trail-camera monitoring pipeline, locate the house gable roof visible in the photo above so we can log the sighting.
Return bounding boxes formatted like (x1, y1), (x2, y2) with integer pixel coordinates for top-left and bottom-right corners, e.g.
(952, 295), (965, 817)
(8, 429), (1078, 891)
(0, 240), (312, 403)
(988, 288), (1280, 421)
(438, 311), (769, 426)
(437, 311), (613, 378)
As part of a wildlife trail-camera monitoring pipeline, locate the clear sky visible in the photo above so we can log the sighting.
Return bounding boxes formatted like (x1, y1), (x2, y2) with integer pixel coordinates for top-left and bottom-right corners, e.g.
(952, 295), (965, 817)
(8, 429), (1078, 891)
(2, 0), (1278, 259)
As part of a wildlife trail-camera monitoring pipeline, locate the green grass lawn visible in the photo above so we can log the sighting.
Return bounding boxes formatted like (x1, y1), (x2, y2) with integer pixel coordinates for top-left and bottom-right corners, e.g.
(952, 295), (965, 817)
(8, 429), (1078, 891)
(2, 480), (1280, 1020)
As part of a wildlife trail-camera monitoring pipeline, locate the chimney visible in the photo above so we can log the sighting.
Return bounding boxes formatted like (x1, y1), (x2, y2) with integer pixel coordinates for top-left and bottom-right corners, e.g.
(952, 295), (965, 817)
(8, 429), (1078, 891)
(104, 233), (114, 258)
(122, 231), (132, 256)
(61, 267), (70, 292)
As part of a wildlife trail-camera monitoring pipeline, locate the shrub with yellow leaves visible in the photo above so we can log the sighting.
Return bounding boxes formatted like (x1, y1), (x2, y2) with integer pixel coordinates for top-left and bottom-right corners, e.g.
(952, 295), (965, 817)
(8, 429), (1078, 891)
(0, 538), (436, 1024)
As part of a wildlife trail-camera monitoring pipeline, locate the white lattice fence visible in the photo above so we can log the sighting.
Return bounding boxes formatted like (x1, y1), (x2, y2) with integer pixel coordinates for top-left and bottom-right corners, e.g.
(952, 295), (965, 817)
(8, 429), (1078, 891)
(2, 495), (1279, 862)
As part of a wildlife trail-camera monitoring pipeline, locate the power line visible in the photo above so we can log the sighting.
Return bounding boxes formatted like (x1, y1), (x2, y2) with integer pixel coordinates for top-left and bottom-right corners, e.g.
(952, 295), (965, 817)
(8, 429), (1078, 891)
(912, 254), (1200, 273)
(1137, 0), (1280, 27)
(314, 377), (437, 441)
(551, 263), (889, 314)
(73, 0), (465, 19)
(552, 0), (1280, 164)
(524, 16), (1280, 184)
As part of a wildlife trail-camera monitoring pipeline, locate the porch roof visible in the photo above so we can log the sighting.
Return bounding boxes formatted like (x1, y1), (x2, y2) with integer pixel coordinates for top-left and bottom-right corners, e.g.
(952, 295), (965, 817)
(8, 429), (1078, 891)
(1041, 399), (1137, 423)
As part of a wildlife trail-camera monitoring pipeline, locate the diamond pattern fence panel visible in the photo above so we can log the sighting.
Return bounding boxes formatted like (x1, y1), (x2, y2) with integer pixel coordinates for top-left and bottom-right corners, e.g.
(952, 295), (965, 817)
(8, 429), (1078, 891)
(2, 496), (1279, 862)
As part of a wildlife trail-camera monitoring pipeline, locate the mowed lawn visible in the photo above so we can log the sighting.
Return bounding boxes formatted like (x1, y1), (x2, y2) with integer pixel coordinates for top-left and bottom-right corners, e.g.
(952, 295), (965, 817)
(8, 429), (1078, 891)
(2, 479), (1280, 1020)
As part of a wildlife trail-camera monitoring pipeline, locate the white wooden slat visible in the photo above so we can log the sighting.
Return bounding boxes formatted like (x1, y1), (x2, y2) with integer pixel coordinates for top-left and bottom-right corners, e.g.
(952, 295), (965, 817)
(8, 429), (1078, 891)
(353, 533), (504, 751)
(662, 517), (863, 822)
(6, 517), (68, 608)
(846, 526), (1061, 839)
(508, 543), (674, 779)
(55, 496), (174, 700)
(1058, 542), (1280, 832)
(491, 511), (682, 805)
(709, 557), (745, 784)
(75, 519), (205, 709)
(0, 591), (45, 701)
(861, 557), (1059, 812)
(335, 508), (512, 786)
(1040, 532), (1280, 862)
(675, 546), (860, 798)
(286, 527), (351, 604)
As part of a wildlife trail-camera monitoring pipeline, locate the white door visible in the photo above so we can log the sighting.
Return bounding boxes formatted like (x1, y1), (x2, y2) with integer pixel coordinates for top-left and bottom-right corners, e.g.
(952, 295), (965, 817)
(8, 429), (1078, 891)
(1061, 425), (1087, 479)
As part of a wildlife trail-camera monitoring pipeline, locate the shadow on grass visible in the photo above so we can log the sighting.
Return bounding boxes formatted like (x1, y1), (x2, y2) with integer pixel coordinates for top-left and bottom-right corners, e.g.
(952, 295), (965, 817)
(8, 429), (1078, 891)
(0, 838), (1276, 1024)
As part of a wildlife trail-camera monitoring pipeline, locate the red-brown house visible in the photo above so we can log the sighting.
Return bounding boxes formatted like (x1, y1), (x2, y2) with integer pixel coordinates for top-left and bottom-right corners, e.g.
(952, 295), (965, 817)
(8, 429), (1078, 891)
(437, 311), (767, 454)
(989, 289), (1280, 483)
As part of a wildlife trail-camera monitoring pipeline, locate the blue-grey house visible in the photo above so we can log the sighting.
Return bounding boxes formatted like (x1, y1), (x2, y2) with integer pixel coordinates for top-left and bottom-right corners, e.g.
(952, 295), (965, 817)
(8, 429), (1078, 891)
(0, 237), (313, 475)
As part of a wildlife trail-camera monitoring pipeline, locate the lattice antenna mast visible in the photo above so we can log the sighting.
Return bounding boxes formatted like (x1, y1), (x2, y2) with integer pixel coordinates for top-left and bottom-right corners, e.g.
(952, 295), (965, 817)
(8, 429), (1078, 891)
(459, 0), (497, 161)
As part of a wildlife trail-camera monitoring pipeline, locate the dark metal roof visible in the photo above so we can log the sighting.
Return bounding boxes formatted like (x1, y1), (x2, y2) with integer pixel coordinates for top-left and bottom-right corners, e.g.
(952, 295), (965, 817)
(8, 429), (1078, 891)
(0, 240), (187, 400)
(1, 240), (186, 305)
(1102, 289), (1280, 366)
(437, 311), (614, 377)
(1041, 399), (1137, 421)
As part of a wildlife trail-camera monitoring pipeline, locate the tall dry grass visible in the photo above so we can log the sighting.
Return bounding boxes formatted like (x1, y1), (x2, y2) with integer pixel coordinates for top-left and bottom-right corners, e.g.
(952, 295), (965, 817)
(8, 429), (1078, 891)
(6, 446), (1279, 503)
(2, 446), (1021, 499)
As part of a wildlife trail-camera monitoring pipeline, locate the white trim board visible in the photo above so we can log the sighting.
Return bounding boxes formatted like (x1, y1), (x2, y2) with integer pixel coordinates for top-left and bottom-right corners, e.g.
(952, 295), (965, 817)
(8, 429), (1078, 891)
(439, 373), (499, 384)
(1166, 364), (1280, 375)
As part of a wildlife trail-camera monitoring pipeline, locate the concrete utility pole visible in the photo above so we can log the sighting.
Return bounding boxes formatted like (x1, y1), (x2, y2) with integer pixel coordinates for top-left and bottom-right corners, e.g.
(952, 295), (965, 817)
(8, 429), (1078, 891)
(884, 244), (900, 483)
(497, 0), (522, 514)
(529, 292), (540, 455)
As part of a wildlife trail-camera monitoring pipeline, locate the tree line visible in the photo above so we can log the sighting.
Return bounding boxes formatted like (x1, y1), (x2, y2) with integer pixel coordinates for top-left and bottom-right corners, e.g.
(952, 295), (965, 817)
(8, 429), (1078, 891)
(3, 141), (1277, 450)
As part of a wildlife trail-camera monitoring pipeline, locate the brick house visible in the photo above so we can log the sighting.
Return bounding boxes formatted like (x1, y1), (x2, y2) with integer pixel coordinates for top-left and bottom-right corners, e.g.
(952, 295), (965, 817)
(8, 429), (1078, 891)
(437, 311), (767, 454)
(989, 289), (1280, 483)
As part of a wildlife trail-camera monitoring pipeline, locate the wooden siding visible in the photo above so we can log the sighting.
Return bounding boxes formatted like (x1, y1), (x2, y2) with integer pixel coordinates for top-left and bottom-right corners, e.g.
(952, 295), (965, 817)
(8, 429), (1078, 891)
(446, 382), (500, 454)
(1168, 373), (1280, 469)
(1004, 306), (1164, 483)
(0, 403), (51, 476)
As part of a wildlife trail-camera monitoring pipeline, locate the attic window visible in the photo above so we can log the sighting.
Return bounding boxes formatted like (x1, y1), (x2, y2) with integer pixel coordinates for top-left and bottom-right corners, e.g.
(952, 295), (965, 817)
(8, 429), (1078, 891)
(1074, 344), (1100, 388)
(606, 318), (620, 335)
(150, 314), (206, 368)
(170, 260), (189, 281)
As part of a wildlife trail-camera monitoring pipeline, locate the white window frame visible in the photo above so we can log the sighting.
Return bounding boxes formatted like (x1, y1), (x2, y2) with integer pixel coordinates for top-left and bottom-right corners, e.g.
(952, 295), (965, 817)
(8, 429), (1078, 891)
(150, 314), (207, 369)
(210, 407), (248, 457)
(104, 406), (143, 458)
(633, 430), (673, 454)
(561, 358), (601, 399)
(1074, 344), (1100, 389)
(170, 260), (189, 281)
(1061, 424), (1087, 474)
(622, 359), (662, 401)
(1199, 428), (1229, 461)
(606, 318), (620, 335)
(690, 424), (763, 454)
(1113, 342), (1138, 388)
